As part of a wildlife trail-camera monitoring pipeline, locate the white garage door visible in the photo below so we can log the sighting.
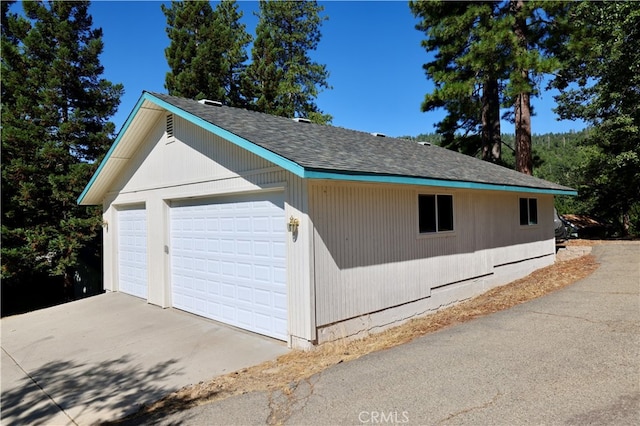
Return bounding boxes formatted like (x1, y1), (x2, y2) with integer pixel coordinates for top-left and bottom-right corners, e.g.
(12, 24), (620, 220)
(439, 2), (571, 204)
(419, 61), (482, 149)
(170, 192), (287, 340)
(117, 207), (148, 299)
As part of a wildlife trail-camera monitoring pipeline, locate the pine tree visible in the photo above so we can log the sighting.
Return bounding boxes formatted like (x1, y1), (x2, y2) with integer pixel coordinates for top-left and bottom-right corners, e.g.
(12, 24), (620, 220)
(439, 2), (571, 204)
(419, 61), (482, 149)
(410, 1), (504, 162)
(553, 1), (640, 236)
(244, 0), (331, 123)
(214, 0), (252, 108)
(162, 0), (251, 106)
(1, 1), (123, 294)
(162, 0), (219, 100)
(410, 0), (568, 174)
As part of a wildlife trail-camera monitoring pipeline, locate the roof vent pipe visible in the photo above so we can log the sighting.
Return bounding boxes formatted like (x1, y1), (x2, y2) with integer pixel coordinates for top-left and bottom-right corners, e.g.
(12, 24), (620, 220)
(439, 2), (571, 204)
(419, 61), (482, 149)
(292, 117), (311, 123)
(371, 132), (387, 137)
(198, 99), (222, 107)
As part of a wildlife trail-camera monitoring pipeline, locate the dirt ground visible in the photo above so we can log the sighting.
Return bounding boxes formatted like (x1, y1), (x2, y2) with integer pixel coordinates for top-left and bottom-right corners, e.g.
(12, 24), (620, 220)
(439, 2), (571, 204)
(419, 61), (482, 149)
(113, 241), (601, 424)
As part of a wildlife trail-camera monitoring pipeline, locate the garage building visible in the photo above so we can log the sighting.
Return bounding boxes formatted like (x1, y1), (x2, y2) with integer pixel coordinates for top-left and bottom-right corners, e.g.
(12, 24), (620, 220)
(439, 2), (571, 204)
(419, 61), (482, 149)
(79, 92), (576, 348)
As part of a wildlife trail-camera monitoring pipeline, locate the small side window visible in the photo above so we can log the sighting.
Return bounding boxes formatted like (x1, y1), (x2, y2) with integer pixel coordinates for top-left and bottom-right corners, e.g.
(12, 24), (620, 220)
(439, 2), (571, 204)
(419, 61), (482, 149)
(419, 194), (454, 233)
(519, 198), (538, 225)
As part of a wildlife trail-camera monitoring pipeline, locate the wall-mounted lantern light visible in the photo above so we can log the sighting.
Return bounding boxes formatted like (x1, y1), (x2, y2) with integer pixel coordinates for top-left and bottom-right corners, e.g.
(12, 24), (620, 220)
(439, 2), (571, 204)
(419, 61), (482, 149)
(288, 216), (300, 233)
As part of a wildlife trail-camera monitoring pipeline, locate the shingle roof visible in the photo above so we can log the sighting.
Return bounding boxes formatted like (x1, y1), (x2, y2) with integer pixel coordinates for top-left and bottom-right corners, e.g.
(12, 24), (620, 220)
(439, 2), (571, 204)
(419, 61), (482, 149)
(149, 92), (574, 194)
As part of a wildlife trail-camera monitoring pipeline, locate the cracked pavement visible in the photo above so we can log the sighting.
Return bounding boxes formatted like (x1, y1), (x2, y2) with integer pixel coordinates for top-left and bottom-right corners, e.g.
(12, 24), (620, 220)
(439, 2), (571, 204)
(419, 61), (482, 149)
(154, 242), (639, 425)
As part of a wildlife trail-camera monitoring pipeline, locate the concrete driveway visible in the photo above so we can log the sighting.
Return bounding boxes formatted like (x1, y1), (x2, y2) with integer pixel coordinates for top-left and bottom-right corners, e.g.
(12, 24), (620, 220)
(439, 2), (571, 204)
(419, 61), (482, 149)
(1, 292), (289, 425)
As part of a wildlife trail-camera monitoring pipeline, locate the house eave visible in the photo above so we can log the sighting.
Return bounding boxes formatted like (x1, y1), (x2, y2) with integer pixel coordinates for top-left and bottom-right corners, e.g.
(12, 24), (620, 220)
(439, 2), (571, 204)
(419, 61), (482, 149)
(78, 91), (577, 205)
(302, 169), (578, 196)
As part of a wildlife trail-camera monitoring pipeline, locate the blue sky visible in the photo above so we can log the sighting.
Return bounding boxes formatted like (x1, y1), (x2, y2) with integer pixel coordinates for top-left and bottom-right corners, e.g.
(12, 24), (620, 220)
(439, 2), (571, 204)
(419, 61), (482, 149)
(67, 1), (585, 137)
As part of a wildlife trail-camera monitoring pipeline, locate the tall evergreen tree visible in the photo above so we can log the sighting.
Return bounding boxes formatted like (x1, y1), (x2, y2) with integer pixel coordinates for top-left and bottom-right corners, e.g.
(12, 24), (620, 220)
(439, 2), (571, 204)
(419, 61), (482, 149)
(1, 1), (122, 293)
(553, 1), (640, 236)
(410, 0), (568, 174)
(162, 0), (219, 100)
(162, 0), (251, 106)
(410, 1), (504, 163)
(244, 0), (331, 123)
(215, 0), (252, 108)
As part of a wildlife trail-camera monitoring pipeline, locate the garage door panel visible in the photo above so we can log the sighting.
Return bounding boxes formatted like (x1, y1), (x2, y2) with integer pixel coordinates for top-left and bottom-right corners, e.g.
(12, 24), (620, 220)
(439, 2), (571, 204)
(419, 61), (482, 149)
(254, 288), (271, 306)
(237, 240), (252, 256)
(274, 291), (287, 309)
(237, 263), (252, 279)
(273, 241), (286, 258)
(221, 239), (235, 254)
(170, 193), (287, 340)
(238, 285), (253, 302)
(252, 216), (270, 233)
(253, 265), (271, 282)
(253, 241), (271, 258)
(274, 265), (286, 283)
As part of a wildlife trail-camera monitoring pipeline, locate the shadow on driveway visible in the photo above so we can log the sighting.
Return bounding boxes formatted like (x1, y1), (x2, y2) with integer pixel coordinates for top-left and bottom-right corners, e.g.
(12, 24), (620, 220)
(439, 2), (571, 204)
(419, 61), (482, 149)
(1, 292), (289, 425)
(2, 354), (182, 425)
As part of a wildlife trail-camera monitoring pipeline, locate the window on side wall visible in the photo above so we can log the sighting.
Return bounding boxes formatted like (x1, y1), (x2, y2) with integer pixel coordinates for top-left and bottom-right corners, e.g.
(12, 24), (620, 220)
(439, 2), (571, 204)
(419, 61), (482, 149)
(419, 194), (454, 234)
(519, 197), (538, 225)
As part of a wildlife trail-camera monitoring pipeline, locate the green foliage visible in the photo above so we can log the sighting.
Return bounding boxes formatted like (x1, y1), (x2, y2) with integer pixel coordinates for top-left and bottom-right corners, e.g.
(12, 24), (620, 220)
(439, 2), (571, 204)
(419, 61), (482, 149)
(1, 1), (123, 286)
(409, 1), (501, 159)
(409, 0), (570, 173)
(528, 131), (593, 215)
(244, 0), (331, 123)
(552, 1), (640, 237)
(162, 0), (251, 107)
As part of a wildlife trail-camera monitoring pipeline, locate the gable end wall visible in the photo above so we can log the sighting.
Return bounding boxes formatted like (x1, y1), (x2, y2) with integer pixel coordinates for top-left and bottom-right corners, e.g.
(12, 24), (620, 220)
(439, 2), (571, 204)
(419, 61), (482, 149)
(101, 115), (315, 346)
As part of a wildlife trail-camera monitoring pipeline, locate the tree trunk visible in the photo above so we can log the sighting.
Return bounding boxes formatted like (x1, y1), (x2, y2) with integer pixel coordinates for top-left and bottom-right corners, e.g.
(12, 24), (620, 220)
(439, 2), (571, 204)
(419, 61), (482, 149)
(514, 87), (533, 175)
(512, 0), (533, 175)
(481, 76), (501, 163)
(622, 210), (630, 237)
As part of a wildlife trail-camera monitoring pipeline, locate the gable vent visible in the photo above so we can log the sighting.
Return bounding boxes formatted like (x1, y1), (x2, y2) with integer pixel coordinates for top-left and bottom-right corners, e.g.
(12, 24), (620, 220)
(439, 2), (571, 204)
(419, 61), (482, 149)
(371, 132), (387, 137)
(198, 99), (222, 107)
(292, 117), (311, 124)
(166, 113), (174, 142)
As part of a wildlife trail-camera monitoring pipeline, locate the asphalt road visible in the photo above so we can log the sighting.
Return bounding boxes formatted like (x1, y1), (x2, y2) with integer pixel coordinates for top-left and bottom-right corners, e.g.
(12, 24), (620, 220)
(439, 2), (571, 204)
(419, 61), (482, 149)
(149, 242), (639, 426)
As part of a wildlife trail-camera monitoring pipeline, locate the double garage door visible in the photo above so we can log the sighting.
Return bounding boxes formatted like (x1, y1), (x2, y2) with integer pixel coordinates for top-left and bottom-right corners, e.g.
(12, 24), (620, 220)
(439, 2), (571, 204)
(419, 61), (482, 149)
(170, 192), (287, 340)
(117, 192), (287, 341)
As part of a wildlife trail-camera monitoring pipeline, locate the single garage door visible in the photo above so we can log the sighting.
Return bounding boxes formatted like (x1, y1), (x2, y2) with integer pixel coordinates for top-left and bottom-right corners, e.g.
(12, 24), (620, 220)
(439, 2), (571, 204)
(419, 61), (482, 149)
(170, 192), (287, 340)
(117, 207), (148, 299)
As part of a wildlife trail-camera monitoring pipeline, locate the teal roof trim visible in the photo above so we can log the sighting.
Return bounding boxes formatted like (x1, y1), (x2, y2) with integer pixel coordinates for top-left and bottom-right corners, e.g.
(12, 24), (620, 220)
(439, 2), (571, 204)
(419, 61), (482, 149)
(302, 170), (578, 196)
(77, 94), (148, 204)
(145, 93), (307, 178)
(77, 92), (306, 204)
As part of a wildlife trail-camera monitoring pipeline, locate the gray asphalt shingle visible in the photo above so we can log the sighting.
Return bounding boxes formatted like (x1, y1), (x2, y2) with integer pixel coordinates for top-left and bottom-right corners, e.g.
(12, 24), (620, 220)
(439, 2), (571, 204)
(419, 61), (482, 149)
(150, 92), (574, 193)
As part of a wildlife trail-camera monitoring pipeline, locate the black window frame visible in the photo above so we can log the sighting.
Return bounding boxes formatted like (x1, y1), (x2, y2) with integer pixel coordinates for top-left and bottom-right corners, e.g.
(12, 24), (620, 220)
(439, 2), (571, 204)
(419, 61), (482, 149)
(519, 197), (538, 226)
(418, 194), (454, 234)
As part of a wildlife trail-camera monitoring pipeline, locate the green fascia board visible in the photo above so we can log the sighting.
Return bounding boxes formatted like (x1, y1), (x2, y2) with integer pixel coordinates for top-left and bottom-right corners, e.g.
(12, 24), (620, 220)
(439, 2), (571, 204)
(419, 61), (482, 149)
(78, 92), (577, 204)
